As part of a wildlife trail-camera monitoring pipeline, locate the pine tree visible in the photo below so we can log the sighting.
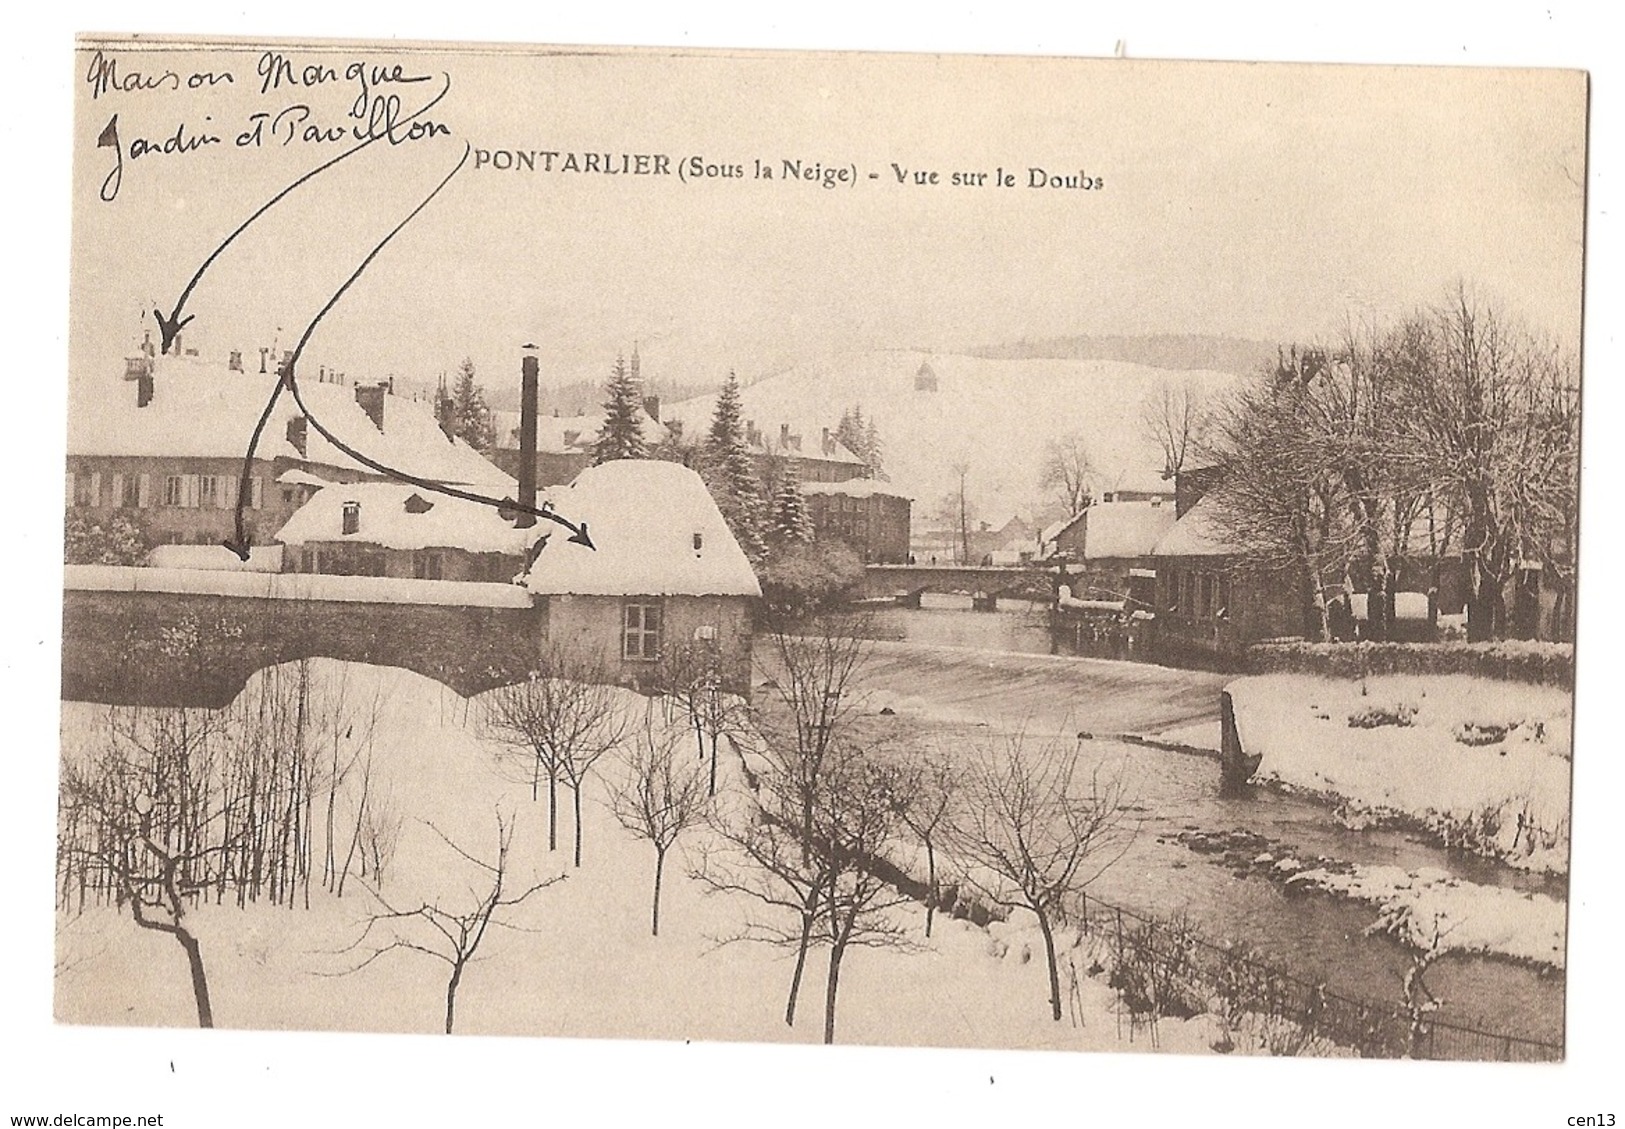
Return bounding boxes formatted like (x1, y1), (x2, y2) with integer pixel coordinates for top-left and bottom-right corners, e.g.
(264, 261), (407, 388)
(451, 359), (496, 452)
(768, 458), (814, 546)
(433, 374), (456, 439)
(705, 373), (767, 560)
(835, 404), (884, 478)
(594, 353), (648, 464)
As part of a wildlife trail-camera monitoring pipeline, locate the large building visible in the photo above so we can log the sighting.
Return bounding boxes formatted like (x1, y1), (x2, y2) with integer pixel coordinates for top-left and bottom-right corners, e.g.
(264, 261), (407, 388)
(66, 341), (512, 560)
(801, 480), (912, 564)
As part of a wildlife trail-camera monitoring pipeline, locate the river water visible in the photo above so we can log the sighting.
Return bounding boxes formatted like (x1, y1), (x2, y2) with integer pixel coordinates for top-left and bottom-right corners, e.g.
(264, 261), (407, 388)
(833, 595), (1566, 1050)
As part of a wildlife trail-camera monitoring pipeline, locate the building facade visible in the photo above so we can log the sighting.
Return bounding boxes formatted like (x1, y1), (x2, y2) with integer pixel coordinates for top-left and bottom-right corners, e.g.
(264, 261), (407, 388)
(802, 481), (912, 564)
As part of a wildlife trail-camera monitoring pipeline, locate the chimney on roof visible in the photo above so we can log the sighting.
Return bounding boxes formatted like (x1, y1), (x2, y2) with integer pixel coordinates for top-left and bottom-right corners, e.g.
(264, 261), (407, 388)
(642, 395), (661, 423)
(822, 427), (832, 454)
(259, 347), (269, 374)
(286, 416), (308, 457)
(516, 346), (539, 529)
(780, 423), (790, 448)
(354, 383), (386, 431)
(341, 500), (360, 536)
(228, 350), (243, 373)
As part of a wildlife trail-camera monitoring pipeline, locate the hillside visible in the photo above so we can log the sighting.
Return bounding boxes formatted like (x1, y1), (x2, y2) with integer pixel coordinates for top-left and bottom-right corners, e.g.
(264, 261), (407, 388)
(665, 350), (1243, 526)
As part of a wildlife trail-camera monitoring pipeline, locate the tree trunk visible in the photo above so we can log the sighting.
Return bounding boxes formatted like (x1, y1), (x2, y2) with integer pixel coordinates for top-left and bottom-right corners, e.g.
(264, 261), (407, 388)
(824, 940), (846, 1045)
(651, 848), (665, 937)
(924, 841), (937, 939)
(547, 770), (558, 852)
(445, 962), (463, 1034)
(1035, 907), (1062, 1022)
(708, 730), (719, 797)
(785, 893), (817, 1027)
(572, 785), (584, 868)
(176, 927), (214, 1028)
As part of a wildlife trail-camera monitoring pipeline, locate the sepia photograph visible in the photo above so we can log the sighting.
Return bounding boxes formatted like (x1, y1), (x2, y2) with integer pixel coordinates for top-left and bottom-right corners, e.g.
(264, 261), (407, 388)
(9, 6), (1617, 1125)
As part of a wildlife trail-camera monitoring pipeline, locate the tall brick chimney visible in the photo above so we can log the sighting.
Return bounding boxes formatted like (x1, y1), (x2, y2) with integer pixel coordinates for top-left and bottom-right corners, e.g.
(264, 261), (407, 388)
(516, 345), (539, 529)
(354, 383), (386, 431)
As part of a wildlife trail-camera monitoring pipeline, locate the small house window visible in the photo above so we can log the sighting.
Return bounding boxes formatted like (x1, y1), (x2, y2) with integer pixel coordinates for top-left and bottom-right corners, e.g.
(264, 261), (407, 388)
(341, 501), (361, 536)
(197, 475), (221, 509)
(414, 551), (443, 580)
(623, 600), (663, 662)
(120, 475), (141, 508)
(164, 475), (187, 507)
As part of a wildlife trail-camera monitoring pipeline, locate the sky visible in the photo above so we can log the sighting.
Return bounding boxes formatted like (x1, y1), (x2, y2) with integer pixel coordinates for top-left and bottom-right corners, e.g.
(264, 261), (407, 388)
(68, 40), (1586, 404)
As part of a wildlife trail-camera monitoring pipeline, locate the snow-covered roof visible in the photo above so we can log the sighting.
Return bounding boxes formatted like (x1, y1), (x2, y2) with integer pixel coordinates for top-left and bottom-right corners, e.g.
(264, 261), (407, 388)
(1151, 496), (1243, 557)
(523, 461), (761, 598)
(492, 407), (670, 454)
(276, 469), (333, 487)
(69, 353), (513, 490)
(800, 480), (910, 501)
(275, 482), (544, 555)
(1056, 501), (1177, 559)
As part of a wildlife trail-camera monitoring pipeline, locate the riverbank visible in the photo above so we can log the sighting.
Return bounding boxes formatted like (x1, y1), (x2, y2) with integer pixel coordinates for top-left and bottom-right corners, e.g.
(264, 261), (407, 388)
(1226, 673), (1571, 876)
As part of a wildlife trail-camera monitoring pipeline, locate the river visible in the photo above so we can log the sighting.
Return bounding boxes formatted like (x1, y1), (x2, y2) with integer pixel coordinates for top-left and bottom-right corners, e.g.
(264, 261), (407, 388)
(803, 596), (1566, 1051)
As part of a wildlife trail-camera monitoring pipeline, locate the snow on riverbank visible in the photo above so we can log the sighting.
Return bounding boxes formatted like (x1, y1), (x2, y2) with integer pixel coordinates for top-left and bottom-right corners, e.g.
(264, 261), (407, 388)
(1227, 674), (1571, 874)
(1284, 864), (1567, 971)
(56, 660), (1236, 1054)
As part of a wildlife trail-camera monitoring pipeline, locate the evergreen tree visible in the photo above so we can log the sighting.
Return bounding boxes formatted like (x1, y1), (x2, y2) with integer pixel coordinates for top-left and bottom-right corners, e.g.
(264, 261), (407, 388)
(835, 404), (884, 478)
(433, 374), (456, 439)
(594, 353), (647, 464)
(705, 373), (767, 560)
(768, 458), (814, 546)
(451, 359), (496, 452)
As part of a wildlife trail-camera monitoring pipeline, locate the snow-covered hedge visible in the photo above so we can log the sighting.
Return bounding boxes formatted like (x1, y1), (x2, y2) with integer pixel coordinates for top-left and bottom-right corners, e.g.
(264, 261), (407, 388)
(1248, 641), (1573, 688)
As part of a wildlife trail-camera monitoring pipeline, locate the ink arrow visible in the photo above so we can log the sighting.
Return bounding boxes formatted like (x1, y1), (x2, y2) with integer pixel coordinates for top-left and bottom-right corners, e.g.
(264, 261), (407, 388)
(155, 73), (453, 355)
(226, 141), (598, 559)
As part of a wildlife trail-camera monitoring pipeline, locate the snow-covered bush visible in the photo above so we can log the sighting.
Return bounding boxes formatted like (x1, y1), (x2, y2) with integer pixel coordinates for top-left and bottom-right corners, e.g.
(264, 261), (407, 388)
(1249, 640), (1573, 687)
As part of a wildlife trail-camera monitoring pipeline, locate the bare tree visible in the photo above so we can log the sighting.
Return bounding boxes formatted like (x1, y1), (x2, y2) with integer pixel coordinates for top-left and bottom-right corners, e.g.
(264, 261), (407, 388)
(1140, 377), (1208, 479)
(607, 710), (712, 935)
(892, 747), (956, 938)
(934, 461), (977, 564)
(1038, 431), (1097, 516)
(58, 750), (233, 1027)
(946, 733), (1136, 1022)
(483, 648), (627, 864)
(659, 639), (746, 797)
(1394, 289), (1580, 640)
(694, 743), (916, 1043)
(336, 811), (563, 1034)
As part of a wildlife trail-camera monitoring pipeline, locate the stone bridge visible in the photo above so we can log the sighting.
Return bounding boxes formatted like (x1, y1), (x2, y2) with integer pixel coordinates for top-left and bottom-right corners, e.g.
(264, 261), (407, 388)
(63, 567), (545, 709)
(860, 563), (1057, 608)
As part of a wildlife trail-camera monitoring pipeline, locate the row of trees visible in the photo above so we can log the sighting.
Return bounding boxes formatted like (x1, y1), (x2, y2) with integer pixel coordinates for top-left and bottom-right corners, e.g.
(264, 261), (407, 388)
(1204, 291), (1579, 642)
(57, 661), (398, 1027)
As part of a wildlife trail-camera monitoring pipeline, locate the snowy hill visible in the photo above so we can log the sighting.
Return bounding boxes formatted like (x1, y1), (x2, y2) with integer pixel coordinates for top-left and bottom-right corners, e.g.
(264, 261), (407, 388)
(665, 351), (1242, 522)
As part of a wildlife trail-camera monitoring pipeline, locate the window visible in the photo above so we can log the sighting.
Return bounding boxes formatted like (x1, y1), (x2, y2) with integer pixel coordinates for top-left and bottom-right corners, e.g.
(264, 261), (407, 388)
(623, 600), (663, 662)
(414, 551), (443, 580)
(120, 474), (141, 507)
(73, 472), (99, 507)
(197, 475), (221, 509)
(164, 475), (187, 507)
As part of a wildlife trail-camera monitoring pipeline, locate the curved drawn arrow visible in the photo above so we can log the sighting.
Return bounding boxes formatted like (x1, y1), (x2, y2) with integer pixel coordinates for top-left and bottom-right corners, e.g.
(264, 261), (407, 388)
(156, 73), (454, 355)
(225, 141), (595, 560)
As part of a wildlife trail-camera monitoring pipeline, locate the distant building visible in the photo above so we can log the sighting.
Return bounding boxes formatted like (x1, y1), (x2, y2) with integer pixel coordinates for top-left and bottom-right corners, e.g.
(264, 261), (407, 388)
(66, 341), (511, 557)
(748, 420), (870, 486)
(490, 402), (670, 488)
(522, 461), (761, 694)
(801, 481), (912, 564)
(276, 482), (540, 582)
(1048, 500), (1177, 606)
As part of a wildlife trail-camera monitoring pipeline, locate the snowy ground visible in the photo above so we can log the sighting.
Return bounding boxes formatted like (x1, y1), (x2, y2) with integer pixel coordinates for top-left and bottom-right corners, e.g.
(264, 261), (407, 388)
(1226, 674), (1572, 875)
(1282, 864), (1567, 970)
(57, 660), (1259, 1054)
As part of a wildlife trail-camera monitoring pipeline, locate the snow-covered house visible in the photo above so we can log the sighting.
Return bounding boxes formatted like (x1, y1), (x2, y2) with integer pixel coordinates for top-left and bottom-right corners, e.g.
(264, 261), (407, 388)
(522, 460), (761, 694)
(275, 482), (541, 582)
(66, 342), (513, 559)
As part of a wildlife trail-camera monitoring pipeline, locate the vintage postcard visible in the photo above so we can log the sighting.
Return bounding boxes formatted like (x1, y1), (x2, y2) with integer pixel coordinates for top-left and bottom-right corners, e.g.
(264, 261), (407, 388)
(58, 33), (1583, 1069)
